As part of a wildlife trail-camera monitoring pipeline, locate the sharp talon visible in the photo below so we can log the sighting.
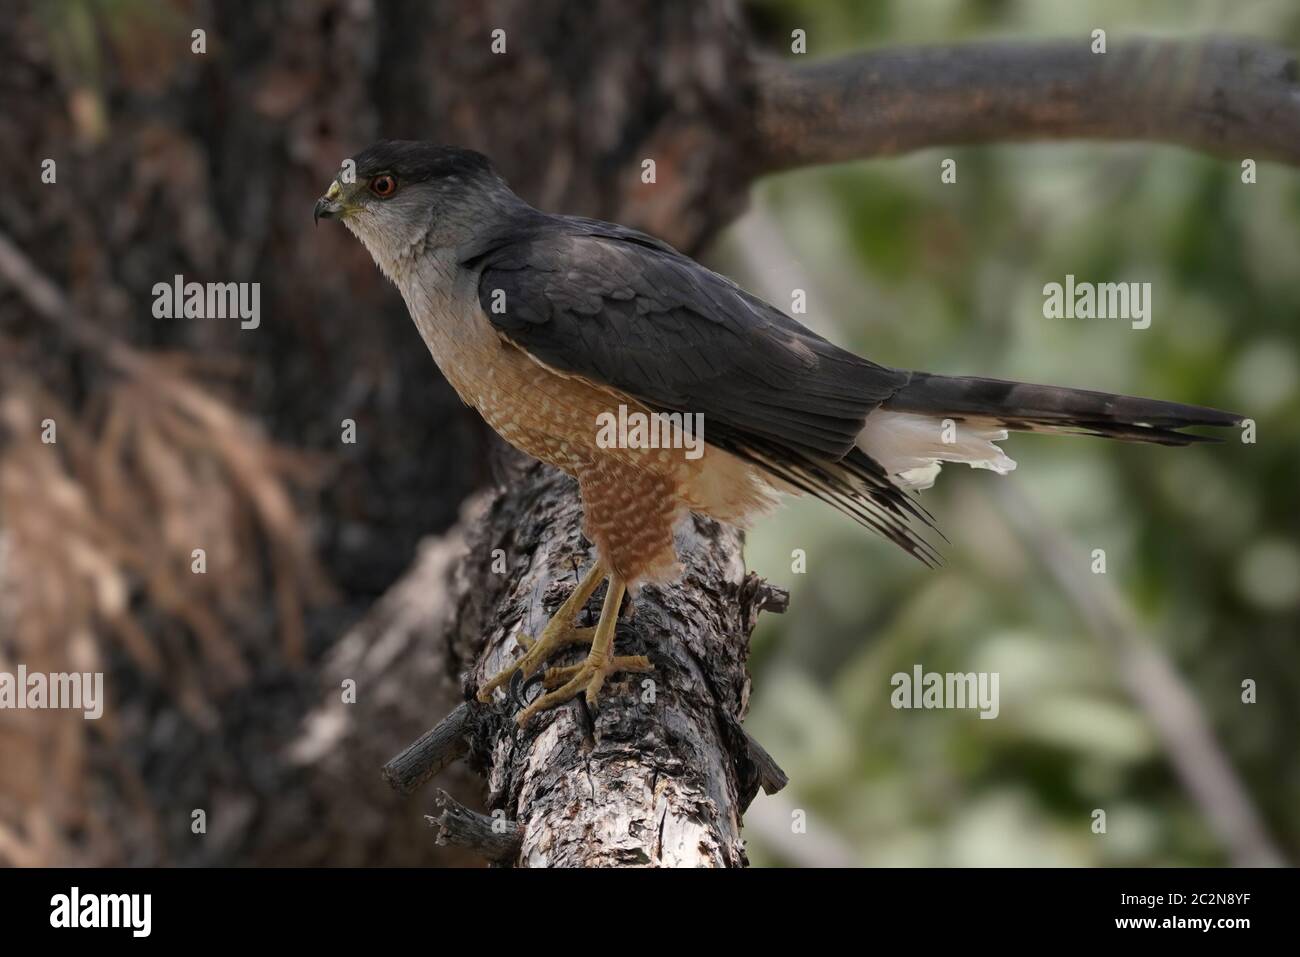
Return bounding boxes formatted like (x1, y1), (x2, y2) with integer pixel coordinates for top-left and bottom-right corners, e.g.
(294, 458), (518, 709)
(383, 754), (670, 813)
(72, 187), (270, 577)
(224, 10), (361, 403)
(516, 670), (588, 726)
(507, 668), (527, 710)
(575, 694), (595, 736)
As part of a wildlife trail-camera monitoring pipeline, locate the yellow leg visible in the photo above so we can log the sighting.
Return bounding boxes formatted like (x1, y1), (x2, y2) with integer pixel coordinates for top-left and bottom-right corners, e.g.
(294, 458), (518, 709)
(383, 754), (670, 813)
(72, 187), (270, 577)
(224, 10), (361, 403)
(515, 575), (652, 726)
(477, 562), (604, 702)
(541, 656), (652, 690)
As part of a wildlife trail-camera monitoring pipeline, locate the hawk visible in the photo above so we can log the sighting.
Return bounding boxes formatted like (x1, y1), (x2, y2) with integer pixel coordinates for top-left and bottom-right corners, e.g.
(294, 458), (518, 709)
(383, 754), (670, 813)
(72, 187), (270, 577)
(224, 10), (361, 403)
(316, 141), (1241, 725)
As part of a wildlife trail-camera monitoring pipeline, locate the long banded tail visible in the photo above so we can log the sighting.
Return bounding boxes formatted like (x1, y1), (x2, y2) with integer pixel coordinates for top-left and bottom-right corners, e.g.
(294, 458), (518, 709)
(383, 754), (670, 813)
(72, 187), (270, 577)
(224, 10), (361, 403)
(860, 372), (1243, 491)
(883, 373), (1242, 443)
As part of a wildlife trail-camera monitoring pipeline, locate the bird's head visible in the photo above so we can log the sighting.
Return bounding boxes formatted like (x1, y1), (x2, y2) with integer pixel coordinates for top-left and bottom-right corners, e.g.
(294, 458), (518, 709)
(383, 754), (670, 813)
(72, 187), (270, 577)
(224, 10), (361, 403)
(315, 140), (512, 274)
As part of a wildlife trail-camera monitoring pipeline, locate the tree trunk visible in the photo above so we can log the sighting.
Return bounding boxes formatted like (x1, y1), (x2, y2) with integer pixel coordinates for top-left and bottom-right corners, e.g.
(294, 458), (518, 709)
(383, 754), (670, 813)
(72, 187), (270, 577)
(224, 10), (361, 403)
(396, 452), (788, 867)
(0, 0), (761, 867)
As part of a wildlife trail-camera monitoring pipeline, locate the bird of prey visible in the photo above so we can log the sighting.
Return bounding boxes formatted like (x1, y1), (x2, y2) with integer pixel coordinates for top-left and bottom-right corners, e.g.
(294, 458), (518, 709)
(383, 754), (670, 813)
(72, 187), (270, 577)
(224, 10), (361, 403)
(316, 141), (1242, 726)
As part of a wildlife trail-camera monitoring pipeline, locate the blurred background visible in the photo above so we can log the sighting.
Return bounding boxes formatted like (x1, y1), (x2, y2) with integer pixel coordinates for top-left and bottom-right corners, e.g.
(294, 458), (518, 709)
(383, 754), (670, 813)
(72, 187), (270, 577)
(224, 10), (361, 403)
(0, 0), (1296, 867)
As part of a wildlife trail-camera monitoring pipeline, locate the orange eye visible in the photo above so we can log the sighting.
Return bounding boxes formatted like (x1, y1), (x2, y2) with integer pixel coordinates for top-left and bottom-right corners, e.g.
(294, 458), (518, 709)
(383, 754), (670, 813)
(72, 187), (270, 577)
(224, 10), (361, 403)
(369, 174), (397, 198)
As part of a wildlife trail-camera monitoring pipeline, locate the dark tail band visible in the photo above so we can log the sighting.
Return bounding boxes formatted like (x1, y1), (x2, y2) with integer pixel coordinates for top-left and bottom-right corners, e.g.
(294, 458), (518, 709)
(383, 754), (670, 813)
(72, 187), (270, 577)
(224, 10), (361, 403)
(882, 373), (1243, 446)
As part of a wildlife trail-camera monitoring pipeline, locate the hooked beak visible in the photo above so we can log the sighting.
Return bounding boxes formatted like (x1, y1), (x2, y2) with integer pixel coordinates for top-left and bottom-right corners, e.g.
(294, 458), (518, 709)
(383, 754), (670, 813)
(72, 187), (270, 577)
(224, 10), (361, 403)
(314, 180), (345, 225)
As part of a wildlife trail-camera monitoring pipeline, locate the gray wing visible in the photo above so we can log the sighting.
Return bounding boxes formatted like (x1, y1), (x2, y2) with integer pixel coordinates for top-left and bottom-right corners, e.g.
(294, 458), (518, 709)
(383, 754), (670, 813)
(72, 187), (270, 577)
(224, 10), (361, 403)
(465, 214), (942, 565)
(466, 215), (909, 461)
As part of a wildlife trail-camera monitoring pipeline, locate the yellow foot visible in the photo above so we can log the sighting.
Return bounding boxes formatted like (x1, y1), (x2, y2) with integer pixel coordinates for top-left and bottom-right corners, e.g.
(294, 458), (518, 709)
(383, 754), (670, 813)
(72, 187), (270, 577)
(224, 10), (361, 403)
(476, 624), (596, 702)
(541, 655), (652, 689)
(516, 626), (595, 653)
(512, 570), (648, 726)
(477, 563), (606, 703)
(519, 651), (653, 726)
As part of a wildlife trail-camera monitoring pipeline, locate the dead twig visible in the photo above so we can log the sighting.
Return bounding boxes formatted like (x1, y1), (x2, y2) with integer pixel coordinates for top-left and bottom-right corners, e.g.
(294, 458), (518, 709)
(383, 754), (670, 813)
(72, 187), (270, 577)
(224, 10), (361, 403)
(425, 789), (522, 864)
(382, 701), (478, 795)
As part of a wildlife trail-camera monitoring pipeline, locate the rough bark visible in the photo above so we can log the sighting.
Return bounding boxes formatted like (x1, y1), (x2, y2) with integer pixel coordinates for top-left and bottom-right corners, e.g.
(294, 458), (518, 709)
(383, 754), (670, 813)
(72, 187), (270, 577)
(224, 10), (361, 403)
(410, 454), (788, 867)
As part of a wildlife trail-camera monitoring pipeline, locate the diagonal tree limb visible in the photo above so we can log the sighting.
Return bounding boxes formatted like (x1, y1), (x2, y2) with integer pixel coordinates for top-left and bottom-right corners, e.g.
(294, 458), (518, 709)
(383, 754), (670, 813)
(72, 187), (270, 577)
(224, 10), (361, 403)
(429, 453), (788, 868)
(992, 481), (1285, 867)
(753, 38), (1300, 174)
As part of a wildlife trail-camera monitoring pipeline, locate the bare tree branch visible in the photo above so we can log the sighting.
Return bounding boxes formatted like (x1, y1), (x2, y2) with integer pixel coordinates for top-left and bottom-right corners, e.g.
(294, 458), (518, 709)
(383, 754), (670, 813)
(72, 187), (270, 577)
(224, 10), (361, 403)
(426, 790), (523, 863)
(407, 455), (789, 867)
(382, 703), (478, 796)
(753, 38), (1300, 173)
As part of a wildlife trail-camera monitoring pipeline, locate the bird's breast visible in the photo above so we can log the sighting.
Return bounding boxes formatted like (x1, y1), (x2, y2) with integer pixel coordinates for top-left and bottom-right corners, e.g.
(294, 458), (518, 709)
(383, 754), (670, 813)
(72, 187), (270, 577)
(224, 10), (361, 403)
(392, 256), (784, 529)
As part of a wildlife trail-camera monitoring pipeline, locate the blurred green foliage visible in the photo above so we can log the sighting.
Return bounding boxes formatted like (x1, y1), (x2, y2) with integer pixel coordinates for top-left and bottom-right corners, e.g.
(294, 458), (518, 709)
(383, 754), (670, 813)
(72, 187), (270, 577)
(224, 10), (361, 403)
(724, 0), (1300, 866)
